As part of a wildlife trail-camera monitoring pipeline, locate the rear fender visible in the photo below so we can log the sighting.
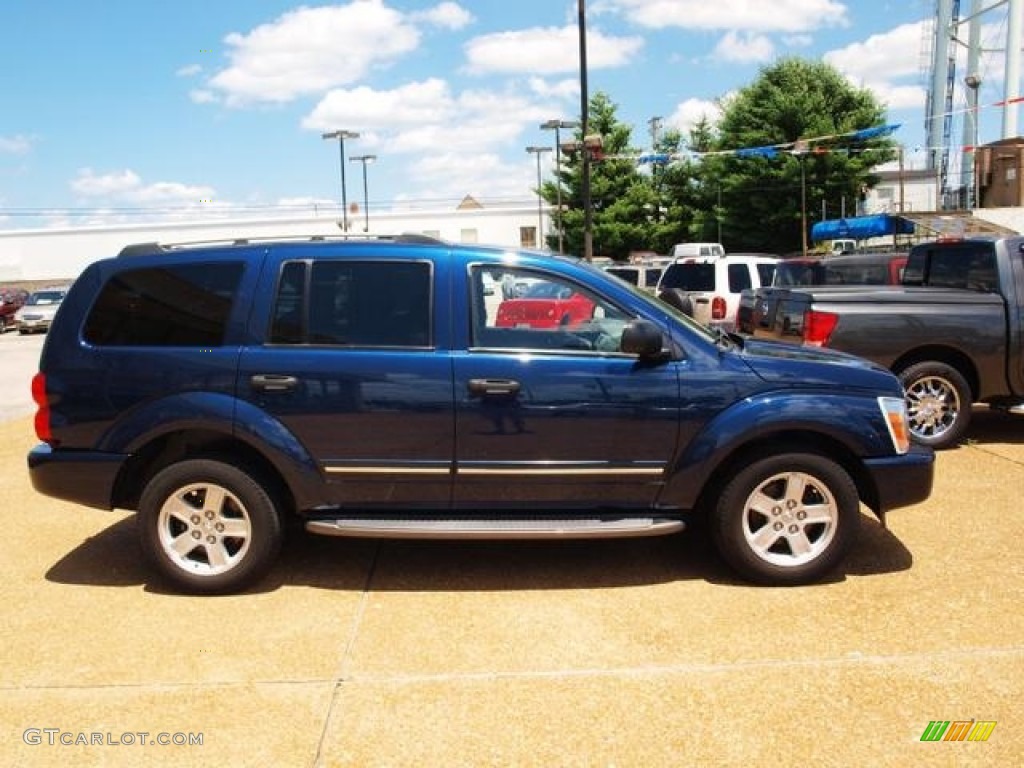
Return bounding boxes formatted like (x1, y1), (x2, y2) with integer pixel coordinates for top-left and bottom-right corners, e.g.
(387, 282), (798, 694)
(98, 392), (325, 509)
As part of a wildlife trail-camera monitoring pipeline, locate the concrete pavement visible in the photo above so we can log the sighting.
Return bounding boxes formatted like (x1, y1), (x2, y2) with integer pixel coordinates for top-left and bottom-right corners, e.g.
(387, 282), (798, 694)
(1, 404), (1022, 766)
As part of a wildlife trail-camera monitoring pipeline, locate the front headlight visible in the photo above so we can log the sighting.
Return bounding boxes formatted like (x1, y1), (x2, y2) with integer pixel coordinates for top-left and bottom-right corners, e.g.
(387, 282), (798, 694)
(878, 396), (911, 454)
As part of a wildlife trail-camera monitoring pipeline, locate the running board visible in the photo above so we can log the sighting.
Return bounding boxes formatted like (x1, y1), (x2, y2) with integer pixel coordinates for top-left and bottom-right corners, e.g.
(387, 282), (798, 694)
(305, 516), (684, 540)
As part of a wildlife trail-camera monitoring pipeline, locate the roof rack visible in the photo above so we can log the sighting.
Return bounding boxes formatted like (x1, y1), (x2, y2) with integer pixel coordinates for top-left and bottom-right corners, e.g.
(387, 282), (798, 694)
(116, 232), (446, 258)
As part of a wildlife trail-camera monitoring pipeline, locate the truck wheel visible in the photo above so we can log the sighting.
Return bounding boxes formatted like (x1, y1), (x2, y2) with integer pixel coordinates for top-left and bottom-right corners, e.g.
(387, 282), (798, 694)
(137, 459), (282, 594)
(711, 453), (860, 586)
(898, 361), (971, 449)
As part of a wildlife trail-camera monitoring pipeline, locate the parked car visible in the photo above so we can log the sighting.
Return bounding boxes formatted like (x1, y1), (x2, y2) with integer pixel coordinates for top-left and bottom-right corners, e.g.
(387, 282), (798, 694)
(0, 288), (29, 332)
(737, 252), (908, 335)
(669, 242), (725, 259)
(495, 280), (596, 328)
(752, 236), (1024, 448)
(603, 262), (665, 293)
(28, 235), (932, 593)
(656, 253), (778, 332)
(14, 286), (70, 334)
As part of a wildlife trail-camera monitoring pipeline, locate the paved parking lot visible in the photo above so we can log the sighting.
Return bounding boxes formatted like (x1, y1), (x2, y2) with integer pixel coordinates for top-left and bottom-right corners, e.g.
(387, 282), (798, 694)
(1, 329), (1022, 766)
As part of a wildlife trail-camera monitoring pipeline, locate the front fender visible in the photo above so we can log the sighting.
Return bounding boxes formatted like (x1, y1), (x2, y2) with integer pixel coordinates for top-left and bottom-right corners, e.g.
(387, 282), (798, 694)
(661, 390), (895, 509)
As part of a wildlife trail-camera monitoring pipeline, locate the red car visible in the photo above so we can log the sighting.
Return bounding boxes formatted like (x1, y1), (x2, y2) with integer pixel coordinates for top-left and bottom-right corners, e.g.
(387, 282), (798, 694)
(0, 288), (29, 332)
(495, 281), (595, 328)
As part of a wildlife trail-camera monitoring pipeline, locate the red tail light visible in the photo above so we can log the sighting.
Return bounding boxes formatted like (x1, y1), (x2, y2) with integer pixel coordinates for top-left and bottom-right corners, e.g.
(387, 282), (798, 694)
(711, 295), (727, 320)
(31, 372), (54, 444)
(803, 310), (839, 347)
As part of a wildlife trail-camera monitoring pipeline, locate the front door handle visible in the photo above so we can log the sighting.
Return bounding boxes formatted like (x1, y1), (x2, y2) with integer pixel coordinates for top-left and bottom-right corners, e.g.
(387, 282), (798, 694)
(468, 378), (521, 397)
(251, 374), (298, 392)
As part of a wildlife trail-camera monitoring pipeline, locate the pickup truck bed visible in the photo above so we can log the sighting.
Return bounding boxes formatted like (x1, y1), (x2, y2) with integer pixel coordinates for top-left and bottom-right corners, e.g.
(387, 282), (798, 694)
(754, 237), (1024, 449)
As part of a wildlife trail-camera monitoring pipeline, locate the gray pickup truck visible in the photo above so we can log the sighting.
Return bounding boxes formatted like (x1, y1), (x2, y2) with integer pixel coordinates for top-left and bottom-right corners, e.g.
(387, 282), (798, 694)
(755, 236), (1024, 449)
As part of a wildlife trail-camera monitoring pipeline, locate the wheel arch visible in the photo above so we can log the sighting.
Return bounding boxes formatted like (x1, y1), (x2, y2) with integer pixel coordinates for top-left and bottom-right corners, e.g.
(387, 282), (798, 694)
(111, 429), (297, 516)
(690, 431), (883, 521)
(890, 346), (979, 402)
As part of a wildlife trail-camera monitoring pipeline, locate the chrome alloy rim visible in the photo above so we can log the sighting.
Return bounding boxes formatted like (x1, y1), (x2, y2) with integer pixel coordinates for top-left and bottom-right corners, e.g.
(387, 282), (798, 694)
(904, 374), (960, 440)
(157, 483), (252, 576)
(741, 471), (838, 567)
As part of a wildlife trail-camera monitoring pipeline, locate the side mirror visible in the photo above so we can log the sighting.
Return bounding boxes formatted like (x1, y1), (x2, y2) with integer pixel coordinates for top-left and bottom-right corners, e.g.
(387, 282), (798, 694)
(620, 319), (665, 358)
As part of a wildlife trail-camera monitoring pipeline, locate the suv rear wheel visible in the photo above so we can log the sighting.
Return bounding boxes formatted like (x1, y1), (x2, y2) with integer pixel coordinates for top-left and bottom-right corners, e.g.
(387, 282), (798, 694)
(137, 459), (282, 594)
(710, 453), (859, 586)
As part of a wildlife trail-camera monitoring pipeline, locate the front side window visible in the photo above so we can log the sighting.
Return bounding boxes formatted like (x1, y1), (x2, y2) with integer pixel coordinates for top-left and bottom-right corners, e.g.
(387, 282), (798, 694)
(83, 263), (243, 346)
(269, 260), (432, 347)
(470, 265), (629, 353)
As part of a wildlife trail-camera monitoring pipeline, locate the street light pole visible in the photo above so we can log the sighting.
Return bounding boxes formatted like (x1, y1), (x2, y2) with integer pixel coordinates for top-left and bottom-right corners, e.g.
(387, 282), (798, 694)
(321, 129), (360, 232)
(526, 146), (553, 249)
(540, 119), (580, 254)
(791, 141), (809, 257)
(578, 0), (593, 261)
(349, 154), (376, 232)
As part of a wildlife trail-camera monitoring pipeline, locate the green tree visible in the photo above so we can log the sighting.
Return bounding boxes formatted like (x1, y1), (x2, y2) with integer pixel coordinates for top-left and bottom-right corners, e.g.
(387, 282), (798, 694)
(541, 92), (696, 260)
(703, 57), (896, 254)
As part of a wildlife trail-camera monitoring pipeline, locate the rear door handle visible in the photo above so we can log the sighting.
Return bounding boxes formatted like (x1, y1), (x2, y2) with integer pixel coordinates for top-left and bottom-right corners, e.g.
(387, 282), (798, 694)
(468, 378), (521, 397)
(251, 374), (298, 392)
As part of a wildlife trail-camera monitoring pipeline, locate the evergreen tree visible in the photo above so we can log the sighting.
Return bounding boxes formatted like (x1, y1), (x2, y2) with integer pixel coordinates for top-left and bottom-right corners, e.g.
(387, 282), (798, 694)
(709, 57), (896, 254)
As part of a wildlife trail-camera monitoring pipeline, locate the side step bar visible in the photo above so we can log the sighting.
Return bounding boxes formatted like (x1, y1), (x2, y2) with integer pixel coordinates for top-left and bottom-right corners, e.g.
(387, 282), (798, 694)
(306, 517), (684, 540)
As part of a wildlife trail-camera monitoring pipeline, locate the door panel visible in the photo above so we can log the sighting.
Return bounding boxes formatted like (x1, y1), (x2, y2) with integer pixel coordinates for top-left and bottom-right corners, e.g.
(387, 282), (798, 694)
(453, 265), (680, 508)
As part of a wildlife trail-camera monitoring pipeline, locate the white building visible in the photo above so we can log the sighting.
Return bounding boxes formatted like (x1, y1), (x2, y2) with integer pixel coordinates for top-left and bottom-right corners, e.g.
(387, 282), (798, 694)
(0, 198), (547, 282)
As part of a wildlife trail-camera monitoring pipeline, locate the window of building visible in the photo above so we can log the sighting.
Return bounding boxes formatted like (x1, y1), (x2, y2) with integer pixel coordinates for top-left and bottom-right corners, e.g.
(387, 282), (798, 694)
(83, 263), (244, 346)
(520, 226), (537, 248)
(269, 260), (432, 347)
(460, 228), (478, 243)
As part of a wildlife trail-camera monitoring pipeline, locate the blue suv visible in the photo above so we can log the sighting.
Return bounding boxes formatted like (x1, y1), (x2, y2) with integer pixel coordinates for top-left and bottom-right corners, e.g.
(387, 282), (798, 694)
(28, 236), (934, 593)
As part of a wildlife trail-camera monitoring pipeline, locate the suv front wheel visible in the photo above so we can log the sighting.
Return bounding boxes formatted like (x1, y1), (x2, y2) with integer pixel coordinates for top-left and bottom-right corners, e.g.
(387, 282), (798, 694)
(710, 453), (860, 586)
(137, 459), (283, 594)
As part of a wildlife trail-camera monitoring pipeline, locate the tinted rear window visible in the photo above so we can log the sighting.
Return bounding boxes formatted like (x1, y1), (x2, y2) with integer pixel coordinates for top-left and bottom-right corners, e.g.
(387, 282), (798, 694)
(83, 263), (244, 346)
(270, 260), (432, 347)
(659, 263), (715, 291)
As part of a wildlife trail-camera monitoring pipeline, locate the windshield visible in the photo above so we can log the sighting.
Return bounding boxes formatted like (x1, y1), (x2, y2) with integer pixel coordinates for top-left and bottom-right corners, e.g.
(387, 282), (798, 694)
(27, 290), (66, 305)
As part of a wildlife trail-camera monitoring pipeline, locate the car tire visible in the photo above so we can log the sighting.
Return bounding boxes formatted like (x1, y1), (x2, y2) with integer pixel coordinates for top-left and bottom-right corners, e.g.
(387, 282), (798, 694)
(898, 361), (972, 449)
(710, 453), (860, 586)
(137, 459), (283, 594)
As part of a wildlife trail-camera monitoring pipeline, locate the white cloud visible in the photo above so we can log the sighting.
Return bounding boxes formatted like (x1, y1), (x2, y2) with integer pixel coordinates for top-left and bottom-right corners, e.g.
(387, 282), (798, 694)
(71, 169), (142, 197)
(207, 1), (420, 106)
(713, 31), (775, 63)
(71, 169), (214, 205)
(303, 79), (548, 153)
(825, 22), (923, 83)
(666, 98), (723, 137)
(782, 34), (813, 48)
(527, 77), (580, 101)
(176, 64), (202, 77)
(465, 25), (643, 74)
(869, 83), (927, 112)
(413, 2), (473, 30)
(303, 79), (455, 132)
(399, 151), (531, 203)
(608, 0), (848, 32)
(189, 89), (217, 104)
(0, 135), (34, 155)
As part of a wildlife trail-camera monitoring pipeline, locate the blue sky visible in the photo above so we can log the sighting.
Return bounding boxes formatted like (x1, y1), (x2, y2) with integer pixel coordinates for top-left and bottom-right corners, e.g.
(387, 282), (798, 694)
(0, 0), (1017, 229)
